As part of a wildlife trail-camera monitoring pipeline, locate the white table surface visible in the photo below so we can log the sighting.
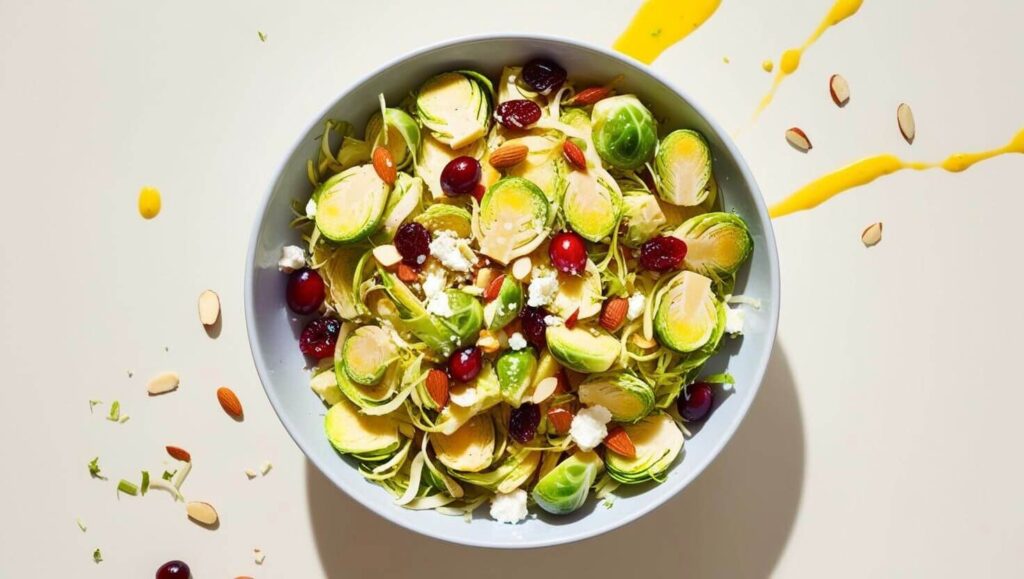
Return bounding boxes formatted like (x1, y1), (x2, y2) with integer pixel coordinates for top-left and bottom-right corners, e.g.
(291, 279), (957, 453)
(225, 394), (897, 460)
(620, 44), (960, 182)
(2, 0), (1023, 576)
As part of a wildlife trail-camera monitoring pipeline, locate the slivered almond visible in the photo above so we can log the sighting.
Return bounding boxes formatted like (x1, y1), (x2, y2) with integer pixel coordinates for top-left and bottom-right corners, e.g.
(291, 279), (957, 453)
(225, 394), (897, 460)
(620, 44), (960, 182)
(488, 143), (529, 169)
(216, 387), (243, 419)
(166, 446), (192, 462)
(372, 146), (397, 185)
(484, 274), (506, 301)
(564, 308), (580, 330)
(785, 127), (812, 152)
(397, 263), (418, 282)
(531, 377), (559, 404)
(562, 139), (587, 171)
(511, 256), (532, 281)
(829, 74), (850, 106)
(604, 427), (637, 458)
(147, 371), (179, 395)
(425, 369), (449, 409)
(186, 501), (219, 526)
(372, 244), (402, 269)
(198, 290), (220, 326)
(547, 407), (574, 435)
(861, 222), (883, 247)
(600, 298), (628, 332)
(568, 86), (613, 106)
(897, 103), (915, 143)
(474, 267), (497, 289)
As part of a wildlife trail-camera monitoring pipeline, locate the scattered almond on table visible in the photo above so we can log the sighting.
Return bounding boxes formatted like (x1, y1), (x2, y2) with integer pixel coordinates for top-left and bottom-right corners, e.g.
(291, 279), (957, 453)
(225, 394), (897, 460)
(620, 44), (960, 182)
(216, 387), (244, 419)
(785, 127), (812, 152)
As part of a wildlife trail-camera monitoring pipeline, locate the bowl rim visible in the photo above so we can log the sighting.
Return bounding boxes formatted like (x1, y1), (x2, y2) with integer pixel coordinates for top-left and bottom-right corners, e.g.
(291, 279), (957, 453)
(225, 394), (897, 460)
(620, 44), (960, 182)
(244, 31), (781, 549)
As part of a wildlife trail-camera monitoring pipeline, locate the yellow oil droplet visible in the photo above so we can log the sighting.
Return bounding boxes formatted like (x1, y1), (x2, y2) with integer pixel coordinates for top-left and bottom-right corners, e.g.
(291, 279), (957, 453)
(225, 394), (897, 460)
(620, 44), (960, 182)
(613, 0), (723, 64)
(722, 56), (730, 64)
(761, 59), (774, 73)
(138, 186), (161, 219)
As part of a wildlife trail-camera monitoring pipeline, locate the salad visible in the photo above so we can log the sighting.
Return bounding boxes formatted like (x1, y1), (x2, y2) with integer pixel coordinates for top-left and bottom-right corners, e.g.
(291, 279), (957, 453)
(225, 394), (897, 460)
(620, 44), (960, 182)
(276, 57), (755, 523)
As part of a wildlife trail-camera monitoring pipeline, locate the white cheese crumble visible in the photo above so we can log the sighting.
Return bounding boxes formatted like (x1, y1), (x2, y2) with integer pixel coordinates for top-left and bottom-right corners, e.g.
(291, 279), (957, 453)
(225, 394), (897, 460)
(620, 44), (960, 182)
(305, 198), (317, 220)
(626, 293), (646, 321)
(508, 332), (528, 351)
(570, 405), (612, 452)
(489, 489), (529, 524)
(527, 269), (559, 307)
(429, 230), (474, 272)
(725, 306), (745, 335)
(421, 270), (447, 299)
(277, 245), (306, 273)
(426, 291), (453, 318)
(543, 315), (564, 327)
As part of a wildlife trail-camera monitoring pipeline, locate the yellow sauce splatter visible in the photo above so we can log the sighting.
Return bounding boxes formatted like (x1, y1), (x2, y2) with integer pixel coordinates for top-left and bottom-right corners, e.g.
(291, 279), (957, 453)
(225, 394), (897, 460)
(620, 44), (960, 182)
(613, 0), (723, 64)
(138, 186), (162, 219)
(751, 0), (863, 122)
(770, 128), (1024, 218)
(761, 59), (774, 73)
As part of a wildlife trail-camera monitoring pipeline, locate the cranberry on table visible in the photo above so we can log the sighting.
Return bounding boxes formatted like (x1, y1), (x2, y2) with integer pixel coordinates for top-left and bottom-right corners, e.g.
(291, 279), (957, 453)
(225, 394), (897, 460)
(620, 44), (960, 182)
(286, 267), (325, 314)
(448, 346), (482, 382)
(678, 382), (714, 422)
(440, 156), (482, 197)
(394, 222), (432, 267)
(639, 235), (687, 272)
(156, 560), (191, 579)
(549, 231), (588, 276)
(519, 306), (551, 350)
(509, 403), (541, 443)
(299, 317), (341, 359)
(522, 58), (567, 95)
(494, 99), (542, 130)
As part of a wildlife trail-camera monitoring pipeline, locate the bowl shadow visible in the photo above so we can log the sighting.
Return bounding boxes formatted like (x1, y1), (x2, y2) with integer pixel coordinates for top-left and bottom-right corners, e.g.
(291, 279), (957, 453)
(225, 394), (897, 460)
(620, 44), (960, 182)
(305, 342), (805, 579)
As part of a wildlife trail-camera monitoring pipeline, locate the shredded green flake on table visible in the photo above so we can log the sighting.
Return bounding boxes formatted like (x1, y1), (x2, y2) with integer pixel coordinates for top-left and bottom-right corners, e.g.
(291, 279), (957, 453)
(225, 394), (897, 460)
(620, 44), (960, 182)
(162, 469), (176, 481)
(93, 548), (102, 563)
(258, 30), (267, 42)
(106, 401), (120, 422)
(76, 518), (87, 532)
(118, 414), (130, 424)
(88, 400), (102, 413)
(88, 457), (104, 479)
(117, 479), (138, 497)
(141, 471), (150, 495)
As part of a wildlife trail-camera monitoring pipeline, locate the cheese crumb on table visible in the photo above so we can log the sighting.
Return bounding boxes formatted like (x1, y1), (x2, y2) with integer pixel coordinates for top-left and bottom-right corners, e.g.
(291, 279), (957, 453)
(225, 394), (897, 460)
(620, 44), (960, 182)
(277, 245), (306, 273)
(305, 198), (317, 219)
(570, 405), (612, 451)
(490, 489), (529, 524)
(725, 306), (745, 335)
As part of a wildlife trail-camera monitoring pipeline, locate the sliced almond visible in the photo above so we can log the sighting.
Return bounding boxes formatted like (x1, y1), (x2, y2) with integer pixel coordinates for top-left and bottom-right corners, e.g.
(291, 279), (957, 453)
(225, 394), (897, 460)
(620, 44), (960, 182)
(511, 256), (532, 281)
(785, 127), (812, 152)
(147, 371), (180, 395)
(197, 290), (220, 326)
(829, 74), (850, 106)
(531, 376), (559, 404)
(186, 501), (219, 526)
(861, 222), (883, 247)
(372, 244), (402, 268)
(897, 103), (915, 143)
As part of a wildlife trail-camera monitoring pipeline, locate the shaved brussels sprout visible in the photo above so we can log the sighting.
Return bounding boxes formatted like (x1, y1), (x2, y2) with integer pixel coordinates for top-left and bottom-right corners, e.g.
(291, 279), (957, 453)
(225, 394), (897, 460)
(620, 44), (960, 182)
(416, 71), (493, 149)
(377, 173), (424, 241)
(324, 398), (402, 462)
(430, 413), (496, 473)
(495, 348), (538, 406)
(315, 164), (391, 243)
(474, 177), (550, 265)
(451, 447), (540, 493)
(560, 107), (592, 137)
(654, 271), (721, 353)
(545, 325), (621, 373)
(548, 260), (603, 320)
(365, 107), (422, 169)
(503, 135), (568, 205)
(380, 271), (483, 358)
(563, 171), (623, 242)
(578, 372), (655, 423)
(532, 451), (604, 515)
(415, 134), (486, 200)
(414, 203), (473, 238)
(591, 95), (657, 170)
(341, 325), (398, 386)
(606, 412), (684, 484)
(483, 275), (523, 331)
(655, 129), (713, 207)
(432, 362), (502, 435)
(316, 245), (368, 320)
(621, 192), (667, 248)
(673, 212), (754, 278)
(498, 66), (544, 105)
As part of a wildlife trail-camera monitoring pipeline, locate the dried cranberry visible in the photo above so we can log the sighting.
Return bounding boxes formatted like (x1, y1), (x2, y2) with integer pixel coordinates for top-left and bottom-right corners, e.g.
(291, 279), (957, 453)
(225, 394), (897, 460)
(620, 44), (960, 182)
(522, 58), (567, 95)
(440, 156), (481, 197)
(471, 183), (487, 204)
(286, 268), (325, 314)
(519, 306), (550, 350)
(299, 317), (341, 359)
(509, 403), (541, 443)
(494, 99), (542, 130)
(549, 231), (588, 276)
(448, 346), (482, 382)
(678, 382), (714, 422)
(639, 235), (687, 272)
(394, 222), (431, 267)
(156, 560), (191, 579)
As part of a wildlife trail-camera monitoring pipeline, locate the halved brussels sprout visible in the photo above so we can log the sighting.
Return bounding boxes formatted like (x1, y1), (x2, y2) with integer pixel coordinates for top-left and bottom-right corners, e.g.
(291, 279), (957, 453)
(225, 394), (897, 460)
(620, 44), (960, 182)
(673, 212), (754, 278)
(591, 95), (658, 171)
(654, 271), (720, 353)
(578, 372), (655, 423)
(606, 412), (684, 484)
(324, 398), (402, 462)
(316, 245), (367, 320)
(310, 369), (343, 406)
(416, 71), (493, 149)
(365, 107), (422, 169)
(655, 129), (713, 207)
(415, 134), (486, 200)
(563, 171), (623, 242)
(495, 347), (538, 406)
(503, 135), (568, 206)
(414, 203), (472, 238)
(546, 325), (621, 373)
(474, 177), (550, 265)
(430, 413), (496, 473)
(531, 451), (604, 515)
(451, 447), (540, 493)
(483, 275), (523, 331)
(315, 165), (391, 244)
(341, 325), (398, 386)
(380, 272), (483, 358)
(549, 259), (603, 320)
(433, 362), (502, 435)
(377, 173), (424, 241)
(621, 192), (667, 248)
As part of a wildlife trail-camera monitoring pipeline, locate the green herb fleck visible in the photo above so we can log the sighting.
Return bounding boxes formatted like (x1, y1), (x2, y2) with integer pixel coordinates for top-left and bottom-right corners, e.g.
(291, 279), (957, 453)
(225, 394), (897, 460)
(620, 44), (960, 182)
(698, 373), (735, 385)
(118, 414), (130, 424)
(257, 30), (267, 42)
(77, 518), (87, 532)
(106, 401), (120, 422)
(161, 469), (176, 481)
(141, 471), (150, 495)
(117, 479), (138, 497)
(88, 457), (105, 479)
(89, 400), (102, 413)
(93, 548), (103, 563)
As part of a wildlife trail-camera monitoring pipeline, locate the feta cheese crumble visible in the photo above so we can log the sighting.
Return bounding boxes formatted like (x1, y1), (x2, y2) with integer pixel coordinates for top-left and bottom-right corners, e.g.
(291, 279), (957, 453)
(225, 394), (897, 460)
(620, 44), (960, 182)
(489, 489), (529, 524)
(508, 332), (528, 351)
(305, 198), (317, 220)
(543, 315), (564, 327)
(725, 306), (745, 335)
(429, 230), (474, 272)
(626, 293), (646, 321)
(527, 269), (559, 307)
(570, 405), (612, 452)
(425, 291), (453, 318)
(277, 245), (306, 273)
(421, 270), (446, 299)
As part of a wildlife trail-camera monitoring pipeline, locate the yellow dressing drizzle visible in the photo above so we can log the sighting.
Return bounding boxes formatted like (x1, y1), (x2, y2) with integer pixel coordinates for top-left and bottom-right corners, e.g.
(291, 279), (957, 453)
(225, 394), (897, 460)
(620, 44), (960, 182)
(613, 0), (722, 64)
(770, 128), (1024, 218)
(138, 186), (162, 219)
(761, 59), (774, 73)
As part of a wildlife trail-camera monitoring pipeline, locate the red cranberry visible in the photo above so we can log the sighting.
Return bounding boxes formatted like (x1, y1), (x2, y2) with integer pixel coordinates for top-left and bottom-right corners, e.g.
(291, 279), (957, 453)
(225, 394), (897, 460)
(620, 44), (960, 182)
(549, 231), (588, 275)
(471, 183), (487, 204)
(299, 317), (341, 359)
(522, 58), (567, 95)
(639, 235), (687, 272)
(448, 347), (482, 382)
(494, 99), (542, 130)
(440, 156), (482, 196)
(156, 560), (191, 579)
(394, 222), (431, 267)
(286, 268), (325, 314)
(678, 383), (714, 422)
(509, 403), (541, 443)
(519, 306), (550, 350)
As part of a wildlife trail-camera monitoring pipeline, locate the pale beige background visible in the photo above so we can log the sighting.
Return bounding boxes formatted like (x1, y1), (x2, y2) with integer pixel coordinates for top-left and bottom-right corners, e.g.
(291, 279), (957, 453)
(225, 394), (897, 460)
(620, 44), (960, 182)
(1, 0), (1022, 576)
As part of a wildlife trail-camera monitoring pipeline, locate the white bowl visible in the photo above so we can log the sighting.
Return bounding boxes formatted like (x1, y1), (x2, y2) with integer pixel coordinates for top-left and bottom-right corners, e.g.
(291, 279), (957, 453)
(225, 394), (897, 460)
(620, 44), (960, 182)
(245, 33), (780, 549)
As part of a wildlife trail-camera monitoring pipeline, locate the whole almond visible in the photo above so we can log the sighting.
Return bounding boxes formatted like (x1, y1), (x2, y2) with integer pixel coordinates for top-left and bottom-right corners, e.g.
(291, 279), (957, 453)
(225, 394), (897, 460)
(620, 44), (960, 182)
(600, 297), (628, 332)
(569, 86), (612, 106)
(198, 290), (220, 326)
(785, 127), (812, 152)
(604, 426), (637, 458)
(166, 446), (192, 462)
(147, 371), (180, 395)
(425, 369), (449, 409)
(372, 146), (397, 185)
(483, 274), (506, 301)
(829, 74), (850, 106)
(562, 139), (587, 171)
(488, 143), (529, 169)
(547, 407), (574, 435)
(216, 387), (244, 419)
(897, 103), (915, 143)
(186, 501), (219, 526)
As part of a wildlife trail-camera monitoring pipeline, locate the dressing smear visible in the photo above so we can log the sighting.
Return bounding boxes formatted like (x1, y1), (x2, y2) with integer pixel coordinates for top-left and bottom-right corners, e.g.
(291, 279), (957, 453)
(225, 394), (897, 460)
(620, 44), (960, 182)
(770, 129), (1024, 218)
(138, 186), (162, 219)
(613, 0), (722, 64)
